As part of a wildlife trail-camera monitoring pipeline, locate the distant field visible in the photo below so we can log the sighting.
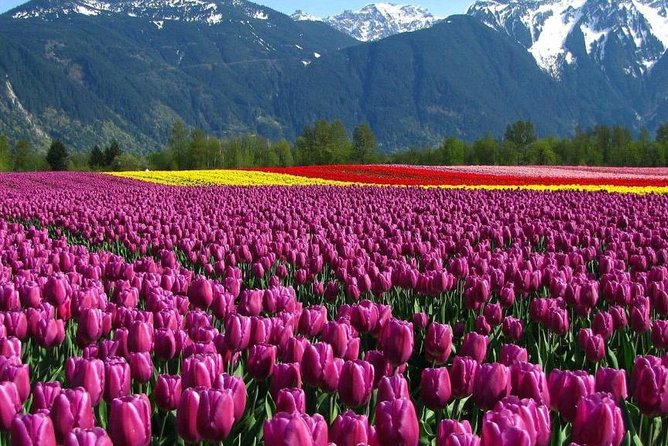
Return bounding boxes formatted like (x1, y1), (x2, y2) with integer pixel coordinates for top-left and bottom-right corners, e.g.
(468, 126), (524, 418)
(113, 165), (668, 193)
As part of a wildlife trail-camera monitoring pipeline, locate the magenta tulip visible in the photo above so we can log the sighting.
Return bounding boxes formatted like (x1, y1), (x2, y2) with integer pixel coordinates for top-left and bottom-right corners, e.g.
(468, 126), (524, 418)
(375, 398), (419, 446)
(264, 412), (328, 446)
(379, 319), (414, 366)
(50, 388), (95, 442)
(450, 356), (479, 398)
(31, 381), (61, 412)
(329, 411), (374, 446)
(154, 375), (182, 411)
(66, 357), (105, 405)
(420, 368), (452, 410)
(338, 360), (374, 408)
(595, 368), (628, 402)
(108, 394), (152, 446)
(10, 412), (56, 446)
(571, 393), (624, 446)
(425, 322), (453, 364)
(275, 388), (306, 414)
(63, 427), (113, 446)
(473, 363), (511, 410)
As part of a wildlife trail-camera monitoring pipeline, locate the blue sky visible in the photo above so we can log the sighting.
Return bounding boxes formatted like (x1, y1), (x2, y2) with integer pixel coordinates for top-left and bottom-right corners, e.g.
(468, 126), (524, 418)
(0, 0), (471, 16)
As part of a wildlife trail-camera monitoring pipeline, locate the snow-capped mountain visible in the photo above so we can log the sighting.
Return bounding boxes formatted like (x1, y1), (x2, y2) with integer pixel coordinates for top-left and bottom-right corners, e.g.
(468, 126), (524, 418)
(292, 3), (443, 41)
(468, 0), (668, 78)
(9, 0), (272, 25)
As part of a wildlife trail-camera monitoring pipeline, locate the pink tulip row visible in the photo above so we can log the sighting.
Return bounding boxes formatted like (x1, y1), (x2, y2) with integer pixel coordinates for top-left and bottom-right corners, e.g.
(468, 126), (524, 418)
(410, 165), (668, 180)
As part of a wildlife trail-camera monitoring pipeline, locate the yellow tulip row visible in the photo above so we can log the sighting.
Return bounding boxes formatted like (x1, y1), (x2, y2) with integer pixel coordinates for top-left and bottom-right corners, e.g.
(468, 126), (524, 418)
(107, 170), (352, 187)
(109, 170), (668, 195)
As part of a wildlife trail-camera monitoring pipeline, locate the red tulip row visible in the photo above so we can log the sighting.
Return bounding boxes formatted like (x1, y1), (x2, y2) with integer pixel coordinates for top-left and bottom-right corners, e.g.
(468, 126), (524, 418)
(250, 165), (668, 187)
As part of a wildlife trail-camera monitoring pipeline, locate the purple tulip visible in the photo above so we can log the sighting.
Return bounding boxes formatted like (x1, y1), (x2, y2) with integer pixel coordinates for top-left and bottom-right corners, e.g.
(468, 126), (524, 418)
(213, 374), (247, 422)
(108, 394), (152, 446)
(275, 388), (306, 414)
(66, 357), (105, 405)
(548, 370), (595, 422)
(271, 362), (302, 398)
(425, 322), (453, 364)
(473, 363), (511, 410)
(571, 393), (624, 446)
(450, 356), (479, 398)
(499, 344), (528, 366)
(501, 317), (523, 340)
(63, 427), (113, 446)
(189, 277), (214, 309)
(510, 362), (550, 405)
(420, 368), (452, 410)
(375, 398), (419, 446)
(301, 342), (335, 389)
(338, 360), (374, 408)
(196, 388), (235, 442)
(438, 419), (473, 445)
(50, 388), (95, 442)
(154, 329), (177, 360)
(652, 320), (668, 350)
(595, 368), (628, 402)
(77, 308), (105, 346)
(460, 332), (488, 363)
(377, 374), (410, 403)
(248, 343), (277, 381)
(330, 411), (374, 446)
(104, 357), (131, 402)
(0, 363), (30, 403)
(379, 319), (414, 366)
(127, 352), (153, 383)
(155, 374), (182, 411)
(35, 318), (65, 348)
(0, 381), (20, 431)
(264, 412), (328, 446)
(298, 305), (327, 337)
(10, 412), (56, 446)
(631, 356), (668, 416)
(31, 381), (61, 413)
(224, 314), (251, 352)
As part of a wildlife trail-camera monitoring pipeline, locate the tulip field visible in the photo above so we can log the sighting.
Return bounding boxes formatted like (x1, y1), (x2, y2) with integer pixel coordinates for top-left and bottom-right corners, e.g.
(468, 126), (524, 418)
(0, 166), (666, 446)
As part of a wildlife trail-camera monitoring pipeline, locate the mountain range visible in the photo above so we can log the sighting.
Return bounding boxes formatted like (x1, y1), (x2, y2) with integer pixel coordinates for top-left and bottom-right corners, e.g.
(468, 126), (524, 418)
(1, 0), (668, 152)
(292, 3), (443, 42)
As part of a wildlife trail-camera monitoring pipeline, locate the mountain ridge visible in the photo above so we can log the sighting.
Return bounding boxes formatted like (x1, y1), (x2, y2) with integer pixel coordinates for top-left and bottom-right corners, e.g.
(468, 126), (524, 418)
(291, 3), (442, 42)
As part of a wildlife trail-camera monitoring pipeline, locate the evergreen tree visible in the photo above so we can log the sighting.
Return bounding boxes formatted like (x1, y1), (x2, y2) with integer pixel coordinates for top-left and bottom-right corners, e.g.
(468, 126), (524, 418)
(104, 140), (122, 168)
(352, 123), (378, 164)
(89, 145), (105, 170)
(656, 122), (668, 144)
(46, 140), (69, 171)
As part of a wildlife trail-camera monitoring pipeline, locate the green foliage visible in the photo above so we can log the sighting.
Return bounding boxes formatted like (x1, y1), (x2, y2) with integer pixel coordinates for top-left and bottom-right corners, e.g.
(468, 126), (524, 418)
(294, 120), (353, 166)
(89, 145), (106, 170)
(46, 140), (69, 171)
(104, 140), (122, 167)
(12, 139), (39, 172)
(352, 124), (379, 164)
(0, 134), (10, 172)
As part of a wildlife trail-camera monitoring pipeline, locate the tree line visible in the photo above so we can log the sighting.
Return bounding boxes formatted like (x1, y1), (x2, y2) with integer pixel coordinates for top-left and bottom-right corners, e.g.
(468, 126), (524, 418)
(1, 120), (668, 172)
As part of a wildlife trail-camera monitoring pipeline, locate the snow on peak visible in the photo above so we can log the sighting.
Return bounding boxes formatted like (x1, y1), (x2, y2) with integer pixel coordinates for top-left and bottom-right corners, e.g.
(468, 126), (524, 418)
(291, 10), (321, 22)
(295, 3), (443, 41)
(8, 0), (270, 26)
(468, 0), (668, 77)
